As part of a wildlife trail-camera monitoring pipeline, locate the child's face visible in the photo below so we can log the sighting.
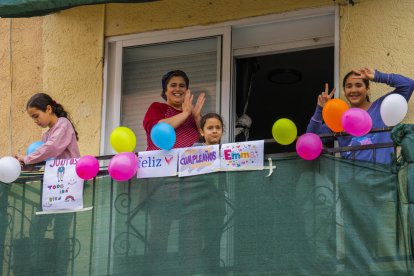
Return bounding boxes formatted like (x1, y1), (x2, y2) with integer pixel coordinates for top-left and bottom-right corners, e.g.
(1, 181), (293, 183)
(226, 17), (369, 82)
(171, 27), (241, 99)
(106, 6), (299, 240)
(200, 118), (223, 145)
(344, 75), (369, 107)
(27, 105), (54, 128)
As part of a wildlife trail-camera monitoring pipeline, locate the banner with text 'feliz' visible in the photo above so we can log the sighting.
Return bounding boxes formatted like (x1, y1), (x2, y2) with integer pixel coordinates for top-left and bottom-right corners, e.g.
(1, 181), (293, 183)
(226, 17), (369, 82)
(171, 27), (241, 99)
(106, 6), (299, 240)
(137, 149), (179, 178)
(42, 158), (84, 212)
(178, 145), (221, 177)
(220, 140), (264, 171)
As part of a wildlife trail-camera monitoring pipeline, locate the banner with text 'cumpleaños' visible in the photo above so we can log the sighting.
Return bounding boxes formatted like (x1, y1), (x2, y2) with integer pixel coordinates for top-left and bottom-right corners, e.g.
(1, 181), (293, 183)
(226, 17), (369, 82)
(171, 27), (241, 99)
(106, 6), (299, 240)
(137, 149), (179, 178)
(178, 145), (220, 177)
(42, 158), (84, 212)
(220, 140), (264, 171)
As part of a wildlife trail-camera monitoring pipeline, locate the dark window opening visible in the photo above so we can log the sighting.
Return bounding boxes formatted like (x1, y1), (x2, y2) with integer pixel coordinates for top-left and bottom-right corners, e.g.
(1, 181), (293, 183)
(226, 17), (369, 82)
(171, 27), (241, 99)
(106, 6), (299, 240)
(235, 47), (334, 154)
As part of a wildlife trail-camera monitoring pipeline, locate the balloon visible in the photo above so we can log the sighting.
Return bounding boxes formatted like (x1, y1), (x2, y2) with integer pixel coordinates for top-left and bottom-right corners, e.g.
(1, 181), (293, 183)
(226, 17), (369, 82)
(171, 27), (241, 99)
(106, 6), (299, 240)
(296, 133), (323, 160)
(380, 94), (408, 126)
(150, 122), (176, 150)
(75, 155), (99, 180)
(26, 141), (44, 155)
(108, 152), (138, 181)
(0, 156), (21, 183)
(110, 126), (137, 153)
(341, 108), (372, 137)
(271, 118), (297, 145)
(322, 99), (349, 132)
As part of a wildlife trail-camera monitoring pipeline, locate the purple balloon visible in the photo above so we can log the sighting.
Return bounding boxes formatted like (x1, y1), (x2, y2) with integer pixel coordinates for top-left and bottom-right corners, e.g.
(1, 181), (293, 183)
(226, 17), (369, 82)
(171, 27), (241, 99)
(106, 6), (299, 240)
(75, 155), (99, 180)
(108, 152), (138, 181)
(296, 133), (323, 160)
(341, 108), (372, 137)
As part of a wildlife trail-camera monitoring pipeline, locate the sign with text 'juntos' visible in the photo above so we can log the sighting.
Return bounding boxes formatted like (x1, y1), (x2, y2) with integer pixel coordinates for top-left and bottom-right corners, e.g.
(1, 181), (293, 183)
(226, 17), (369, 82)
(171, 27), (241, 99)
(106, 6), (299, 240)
(42, 158), (84, 212)
(137, 149), (179, 178)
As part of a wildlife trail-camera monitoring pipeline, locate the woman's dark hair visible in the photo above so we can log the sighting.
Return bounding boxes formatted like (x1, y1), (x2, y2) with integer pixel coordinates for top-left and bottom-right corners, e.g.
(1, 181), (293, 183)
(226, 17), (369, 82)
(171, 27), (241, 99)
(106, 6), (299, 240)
(161, 70), (190, 101)
(26, 93), (79, 140)
(342, 71), (371, 102)
(199, 113), (224, 143)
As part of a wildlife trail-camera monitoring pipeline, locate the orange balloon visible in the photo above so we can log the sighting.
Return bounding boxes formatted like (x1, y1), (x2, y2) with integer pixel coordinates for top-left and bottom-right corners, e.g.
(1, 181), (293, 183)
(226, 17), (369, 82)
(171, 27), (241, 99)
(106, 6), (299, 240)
(322, 99), (349, 132)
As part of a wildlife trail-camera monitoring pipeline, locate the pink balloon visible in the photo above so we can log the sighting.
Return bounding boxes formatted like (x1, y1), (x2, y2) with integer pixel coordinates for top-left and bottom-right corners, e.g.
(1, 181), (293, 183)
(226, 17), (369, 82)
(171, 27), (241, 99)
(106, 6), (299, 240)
(75, 155), (99, 180)
(296, 133), (323, 160)
(341, 108), (372, 137)
(108, 152), (138, 181)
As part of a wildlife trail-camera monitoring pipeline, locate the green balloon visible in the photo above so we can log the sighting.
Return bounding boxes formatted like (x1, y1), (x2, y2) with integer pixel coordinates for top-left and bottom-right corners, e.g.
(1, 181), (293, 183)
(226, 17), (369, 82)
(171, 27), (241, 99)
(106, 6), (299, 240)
(272, 118), (297, 145)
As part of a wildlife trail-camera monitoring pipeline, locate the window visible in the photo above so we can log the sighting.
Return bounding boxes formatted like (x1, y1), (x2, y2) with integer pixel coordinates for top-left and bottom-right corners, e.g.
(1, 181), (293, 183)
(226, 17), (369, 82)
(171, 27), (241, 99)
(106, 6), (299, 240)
(101, 6), (337, 155)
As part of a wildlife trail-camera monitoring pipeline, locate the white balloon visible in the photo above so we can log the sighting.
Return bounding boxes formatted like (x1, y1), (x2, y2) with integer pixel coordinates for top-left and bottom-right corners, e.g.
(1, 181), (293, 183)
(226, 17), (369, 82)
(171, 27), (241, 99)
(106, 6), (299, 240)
(0, 156), (21, 183)
(380, 94), (408, 126)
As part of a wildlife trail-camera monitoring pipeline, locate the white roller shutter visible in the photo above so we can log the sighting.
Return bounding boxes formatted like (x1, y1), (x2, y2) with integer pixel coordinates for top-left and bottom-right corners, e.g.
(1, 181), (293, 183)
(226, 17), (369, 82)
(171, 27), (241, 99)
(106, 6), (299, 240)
(121, 38), (220, 152)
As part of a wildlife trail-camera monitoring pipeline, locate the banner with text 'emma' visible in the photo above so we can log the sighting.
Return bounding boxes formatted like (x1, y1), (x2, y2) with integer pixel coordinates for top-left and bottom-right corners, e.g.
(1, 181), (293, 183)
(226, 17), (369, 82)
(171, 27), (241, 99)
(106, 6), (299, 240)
(220, 140), (264, 171)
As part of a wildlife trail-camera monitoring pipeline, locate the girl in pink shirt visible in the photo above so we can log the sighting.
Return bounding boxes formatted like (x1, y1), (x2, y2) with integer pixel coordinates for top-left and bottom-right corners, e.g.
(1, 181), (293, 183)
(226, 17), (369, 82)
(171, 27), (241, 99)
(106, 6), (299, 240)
(16, 93), (80, 274)
(17, 93), (80, 165)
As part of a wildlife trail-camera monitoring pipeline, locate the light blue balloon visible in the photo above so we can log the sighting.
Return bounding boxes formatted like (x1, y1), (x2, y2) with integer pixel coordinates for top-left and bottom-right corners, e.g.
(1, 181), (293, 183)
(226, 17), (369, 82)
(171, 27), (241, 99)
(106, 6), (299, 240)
(26, 141), (44, 155)
(150, 122), (176, 150)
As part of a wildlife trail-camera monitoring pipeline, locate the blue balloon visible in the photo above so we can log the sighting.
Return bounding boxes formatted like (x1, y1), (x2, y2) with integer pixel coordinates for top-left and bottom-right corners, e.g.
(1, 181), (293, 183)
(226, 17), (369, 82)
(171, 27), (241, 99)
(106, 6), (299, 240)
(26, 141), (44, 155)
(150, 122), (176, 150)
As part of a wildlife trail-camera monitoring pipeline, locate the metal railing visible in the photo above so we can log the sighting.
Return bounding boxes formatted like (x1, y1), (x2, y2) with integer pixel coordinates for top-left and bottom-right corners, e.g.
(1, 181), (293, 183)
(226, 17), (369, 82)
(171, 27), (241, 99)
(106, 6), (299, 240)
(1, 129), (409, 275)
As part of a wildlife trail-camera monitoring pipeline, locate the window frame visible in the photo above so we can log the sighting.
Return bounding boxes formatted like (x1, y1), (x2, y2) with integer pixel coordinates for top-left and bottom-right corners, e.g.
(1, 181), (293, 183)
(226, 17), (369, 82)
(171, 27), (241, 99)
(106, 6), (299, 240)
(101, 5), (339, 155)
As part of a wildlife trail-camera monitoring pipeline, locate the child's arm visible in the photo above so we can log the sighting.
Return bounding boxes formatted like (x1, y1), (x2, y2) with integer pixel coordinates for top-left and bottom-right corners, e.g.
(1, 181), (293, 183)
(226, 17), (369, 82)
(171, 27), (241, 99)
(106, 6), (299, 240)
(306, 83), (335, 135)
(374, 70), (414, 101)
(24, 119), (75, 164)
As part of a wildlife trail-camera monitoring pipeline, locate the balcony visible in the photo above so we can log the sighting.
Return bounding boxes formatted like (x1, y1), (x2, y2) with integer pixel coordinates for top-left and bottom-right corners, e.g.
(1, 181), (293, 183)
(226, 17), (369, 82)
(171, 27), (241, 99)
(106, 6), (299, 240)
(1, 126), (414, 275)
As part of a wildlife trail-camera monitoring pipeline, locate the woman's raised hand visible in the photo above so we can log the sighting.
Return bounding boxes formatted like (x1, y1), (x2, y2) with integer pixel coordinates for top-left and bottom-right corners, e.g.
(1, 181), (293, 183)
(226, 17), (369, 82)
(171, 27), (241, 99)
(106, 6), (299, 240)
(192, 92), (205, 119)
(317, 83), (336, 107)
(182, 89), (194, 115)
(182, 89), (205, 118)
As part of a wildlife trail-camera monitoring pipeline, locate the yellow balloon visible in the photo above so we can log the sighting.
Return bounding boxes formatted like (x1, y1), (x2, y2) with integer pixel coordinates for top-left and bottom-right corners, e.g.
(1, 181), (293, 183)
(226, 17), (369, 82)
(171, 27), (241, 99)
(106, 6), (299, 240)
(110, 126), (137, 153)
(272, 118), (297, 145)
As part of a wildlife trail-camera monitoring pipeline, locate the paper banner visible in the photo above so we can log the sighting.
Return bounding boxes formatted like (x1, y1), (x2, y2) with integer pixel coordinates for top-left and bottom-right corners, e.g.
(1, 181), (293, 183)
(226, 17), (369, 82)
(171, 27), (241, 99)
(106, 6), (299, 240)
(178, 145), (220, 177)
(42, 158), (84, 211)
(137, 149), (179, 178)
(220, 140), (264, 171)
